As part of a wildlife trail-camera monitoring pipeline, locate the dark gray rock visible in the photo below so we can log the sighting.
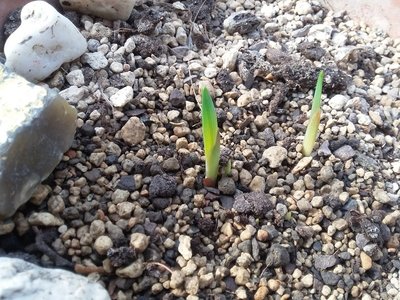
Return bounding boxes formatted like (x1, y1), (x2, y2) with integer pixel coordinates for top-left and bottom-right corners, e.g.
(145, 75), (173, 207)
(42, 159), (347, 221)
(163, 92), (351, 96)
(314, 254), (337, 270)
(116, 176), (136, 192)
(149, 174), (177, 199)
(233, 192), (273, 216)
(169, 89), (186, 108)
(265, 244), (290, 267)
(218, 177), (236, 195)
(223, 12), (260, 35)
(320, 271), (340, 286)
(333, 145), (356, 161)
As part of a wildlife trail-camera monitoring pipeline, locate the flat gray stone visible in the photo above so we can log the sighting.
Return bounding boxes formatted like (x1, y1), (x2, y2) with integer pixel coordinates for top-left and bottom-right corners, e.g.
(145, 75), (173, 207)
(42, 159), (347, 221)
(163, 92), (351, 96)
(0, 65), (76, 219)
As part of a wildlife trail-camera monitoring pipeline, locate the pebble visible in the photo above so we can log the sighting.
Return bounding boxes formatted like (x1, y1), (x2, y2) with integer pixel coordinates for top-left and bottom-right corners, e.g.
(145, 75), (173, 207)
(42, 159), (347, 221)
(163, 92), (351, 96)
(66, 70), (85, 87)
(120, 117), (146, 145)
(294, 1), (313, 15)
(116, 260), (145, 279)
(328, 95), (348, 110)
(249, 175), (266, 192)
(360, 251), (373, 270)
(81, 52), (108, 70)
(301, 274), (314, 287)
(130, 233), (150, 253)
(218, 177), (236, 195)
(94, 235), (113, 255)
(28, 212), (63, 226)
(333, 145), (356, 161)
(170, 270), (185, 289)
(178, 235), (192, 260)
(223, 11), (260, 35)
(262, 146), (288, 168)
(110, 86), (133, 108)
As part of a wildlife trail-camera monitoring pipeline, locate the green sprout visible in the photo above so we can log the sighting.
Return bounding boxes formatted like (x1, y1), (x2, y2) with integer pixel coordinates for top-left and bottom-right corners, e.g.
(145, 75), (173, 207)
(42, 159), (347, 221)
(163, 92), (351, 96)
(302, 70), (324, 157)
(201, 87), (220, 187)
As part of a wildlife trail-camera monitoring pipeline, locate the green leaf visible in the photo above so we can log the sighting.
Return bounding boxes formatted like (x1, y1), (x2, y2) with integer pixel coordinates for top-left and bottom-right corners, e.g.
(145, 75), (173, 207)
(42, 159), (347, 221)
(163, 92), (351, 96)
(303, 70), (324, 156)
(201, 87), (220, 184)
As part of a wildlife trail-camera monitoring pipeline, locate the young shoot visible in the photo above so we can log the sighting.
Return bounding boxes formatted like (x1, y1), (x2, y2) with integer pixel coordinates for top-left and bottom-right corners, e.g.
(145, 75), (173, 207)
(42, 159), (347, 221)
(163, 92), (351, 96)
(303, 70), (324, 156)
(201, 87), (220, 187)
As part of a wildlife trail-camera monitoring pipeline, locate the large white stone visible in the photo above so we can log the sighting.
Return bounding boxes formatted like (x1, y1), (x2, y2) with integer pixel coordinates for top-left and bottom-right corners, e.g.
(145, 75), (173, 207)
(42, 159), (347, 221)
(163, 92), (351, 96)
(4, 1), (87, 82)
(0, 257), (110, 300)
(0, 64), (77, 219)
(60, 0), (137, 21)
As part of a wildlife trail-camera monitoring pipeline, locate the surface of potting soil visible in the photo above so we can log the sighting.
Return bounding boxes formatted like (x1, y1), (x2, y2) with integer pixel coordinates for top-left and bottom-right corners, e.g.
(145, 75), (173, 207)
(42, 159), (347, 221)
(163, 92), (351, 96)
(1, 0), (400, 299)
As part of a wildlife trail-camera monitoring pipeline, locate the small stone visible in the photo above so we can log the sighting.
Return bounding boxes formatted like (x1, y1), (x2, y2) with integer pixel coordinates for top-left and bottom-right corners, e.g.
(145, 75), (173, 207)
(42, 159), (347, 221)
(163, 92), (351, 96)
(360, 251), (372, 270)
(30, 185), (51, 205)
(0, 220), (15, 235)
(328, 95), (348, 110)
(249, 176), (266, 192)
(81, 52), (108, 70)
(149, 174), (177, 199)
(334, 145), (356, 161)
(233, 192), (273, 216)
(110, 86), (133, 108)
(332, 218), (348, 230)
(178, 235), (192, 260)
(297, 199), (312, 212)
(170, 270), (185, 289)
(237, 93), (252, 107)
(265, 244), (290, 267)
(218, 177), (236, 195)
(162, 157), (180, 172)
(116, 260), (145, 278)
(185, 276), (199, 295)
(383, 210), (400, 226)
(320, 271), (340, 286)
(254, 286), (268, 300)
(314, 255), (337, 270)
(4, 1), (87, 82)
(116, 202), (135, 218)
(223, 11), (260, 35)
(267, 279), (280, 291)
(233, 267), (250, 285)
(110, 62), (124, 73)
(94, 235), (113, 255)
(169, 89), (186, 108)
(28, 212), (63, 226)
(301, 274), (314, 287)
(66, 70), (85, 87)
(120, 117), (146, 146)
(130, 233), (150, 253)
(221, 222), (234, 237)
(222, 50), (239, 71)
(373, 189), (391, 204)
(291, 156), (313, 174)
(295, 1), (313, 14)
(176, 27), (188, 46)
(199, 273), (214, 289)
(262, 146), (288, 168)
(61, 0), (136, 21)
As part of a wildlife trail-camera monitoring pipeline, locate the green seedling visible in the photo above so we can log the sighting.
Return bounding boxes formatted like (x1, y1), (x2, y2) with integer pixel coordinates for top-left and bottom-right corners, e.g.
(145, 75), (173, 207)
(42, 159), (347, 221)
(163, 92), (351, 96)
(201, 87), (220, 187)
(303, 70), (324, 157)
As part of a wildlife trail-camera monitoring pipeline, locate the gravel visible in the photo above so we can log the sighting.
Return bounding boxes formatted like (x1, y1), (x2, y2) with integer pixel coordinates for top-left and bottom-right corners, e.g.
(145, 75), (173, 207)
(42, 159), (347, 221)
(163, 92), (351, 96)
(2, 0), (400, 299)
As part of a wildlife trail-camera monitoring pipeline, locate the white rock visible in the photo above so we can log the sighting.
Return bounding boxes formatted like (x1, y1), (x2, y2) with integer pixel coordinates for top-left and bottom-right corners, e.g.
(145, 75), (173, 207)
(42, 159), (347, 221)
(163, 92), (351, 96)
(222, 49), (239, 71)
(66, 69), (85, 87)
(110, 61), (124, 73)
(295, 1), (313, 15)
(4, 1), (87, 82)
(81, 52), (108, 70)
(178, 235), (192, 260)
(60, 86), (85, 104)
(262, 146), (288, 168)
(328, 95), (348, 110)
(110, 86), (133, 108)
(0, 257), (110, 300)
(60, 0), (136, 21)
(204, 67), (218, 78)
